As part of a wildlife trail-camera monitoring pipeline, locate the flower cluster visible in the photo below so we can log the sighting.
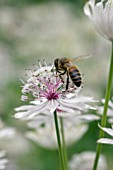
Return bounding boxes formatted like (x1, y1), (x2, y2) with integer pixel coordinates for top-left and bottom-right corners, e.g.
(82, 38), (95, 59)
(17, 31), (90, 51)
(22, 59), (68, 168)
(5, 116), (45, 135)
(84, 0), (113, 41)
(15, 61), (96, 120)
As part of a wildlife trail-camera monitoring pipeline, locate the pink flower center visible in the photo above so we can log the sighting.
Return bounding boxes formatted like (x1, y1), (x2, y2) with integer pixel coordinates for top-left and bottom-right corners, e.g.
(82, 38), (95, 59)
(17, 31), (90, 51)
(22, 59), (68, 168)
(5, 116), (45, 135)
(46, 92), (59, 100)
(35, 76), (63, 100)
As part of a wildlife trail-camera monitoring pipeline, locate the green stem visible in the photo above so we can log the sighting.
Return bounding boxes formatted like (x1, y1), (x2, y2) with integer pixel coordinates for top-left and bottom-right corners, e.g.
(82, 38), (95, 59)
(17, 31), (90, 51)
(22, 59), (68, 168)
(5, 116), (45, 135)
(60, 117), (69, 170)
(53, 110), (65, 170)
(93, 41), (113, 170)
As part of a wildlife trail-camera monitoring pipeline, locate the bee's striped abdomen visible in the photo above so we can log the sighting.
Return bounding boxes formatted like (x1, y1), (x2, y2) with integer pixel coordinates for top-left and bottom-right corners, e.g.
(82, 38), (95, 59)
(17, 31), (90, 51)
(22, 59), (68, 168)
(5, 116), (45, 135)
(69, 67), (82, 87)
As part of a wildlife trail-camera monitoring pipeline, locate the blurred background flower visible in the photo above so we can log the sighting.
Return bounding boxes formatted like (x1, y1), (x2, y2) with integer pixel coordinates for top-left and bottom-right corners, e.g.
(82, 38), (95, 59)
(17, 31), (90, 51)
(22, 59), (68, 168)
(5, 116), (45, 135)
(26, 115), (89, 149)
(0, 119), (30, 170)
(0, 150), (8, 170)
(69, 151), (107, 170)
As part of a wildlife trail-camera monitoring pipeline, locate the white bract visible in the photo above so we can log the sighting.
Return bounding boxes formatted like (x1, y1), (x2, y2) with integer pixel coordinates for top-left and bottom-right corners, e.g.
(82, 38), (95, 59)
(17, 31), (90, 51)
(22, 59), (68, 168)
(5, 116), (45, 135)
(97, 98), (113, 123)
(98, 124), (113, 145)
(69, 151), (107, 170)
(84, 0), (113, 41)
(96, 99), (113, 144)
(15, 61), (96, 120)
(0, 151), (8, 170)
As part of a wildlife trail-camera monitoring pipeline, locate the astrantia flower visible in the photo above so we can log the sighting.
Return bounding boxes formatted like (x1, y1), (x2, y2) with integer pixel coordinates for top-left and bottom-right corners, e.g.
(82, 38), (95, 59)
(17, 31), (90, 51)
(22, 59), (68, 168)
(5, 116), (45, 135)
(84, 0), (113, 41)
(14, 61), (96, 120)
(98, 124), (113, 145)
(69, 151), (107, 170)
(26, 115), (88, 149)
(0, 151), (8, 170)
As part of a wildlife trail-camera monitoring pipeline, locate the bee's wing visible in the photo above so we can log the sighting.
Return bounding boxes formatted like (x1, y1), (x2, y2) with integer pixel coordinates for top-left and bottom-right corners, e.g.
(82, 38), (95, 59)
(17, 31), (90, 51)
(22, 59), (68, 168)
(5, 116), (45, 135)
(72, 54), (92, 62)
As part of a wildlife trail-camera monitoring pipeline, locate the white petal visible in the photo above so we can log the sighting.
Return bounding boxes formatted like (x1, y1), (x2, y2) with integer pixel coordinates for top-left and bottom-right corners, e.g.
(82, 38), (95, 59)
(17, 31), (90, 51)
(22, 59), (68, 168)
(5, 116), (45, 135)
(84, 2), (92, 16)
(26, 102), (51, 119)
(14, 111), (32, 119)
(30, 99), (47, 104)
(93, 2), (110, 39)
(15, 105), (34, 111)
(98, 106), (113, 116)
(99, 124), (113, 137)
(62, 96), (95, 104)
(84, 104), (96, 110)
(57, 99), (81, 111)
(14, 101), (49, 119)
(97, 138), (113, 145)
(49, 100), (57, 113)
(104, 0), (113, 40)
(77, 114), (100, 122)
(57, 98), (95, 111)
(56, 101), (76, 113)
(101, 99), (113, 109)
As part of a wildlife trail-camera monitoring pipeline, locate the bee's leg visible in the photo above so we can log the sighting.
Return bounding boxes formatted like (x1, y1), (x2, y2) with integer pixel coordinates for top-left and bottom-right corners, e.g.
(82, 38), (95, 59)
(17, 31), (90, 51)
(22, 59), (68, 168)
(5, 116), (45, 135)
(58, 69), (67, 83)
(55, 70), (63, 76)
(66, 71), (69, 90)
(58, 70), (66, 74)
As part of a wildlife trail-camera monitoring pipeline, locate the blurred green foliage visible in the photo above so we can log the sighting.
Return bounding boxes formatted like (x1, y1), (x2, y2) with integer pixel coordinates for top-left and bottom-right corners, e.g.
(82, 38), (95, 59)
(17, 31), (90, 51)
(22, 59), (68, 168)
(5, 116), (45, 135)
(0, 0), (85, 7)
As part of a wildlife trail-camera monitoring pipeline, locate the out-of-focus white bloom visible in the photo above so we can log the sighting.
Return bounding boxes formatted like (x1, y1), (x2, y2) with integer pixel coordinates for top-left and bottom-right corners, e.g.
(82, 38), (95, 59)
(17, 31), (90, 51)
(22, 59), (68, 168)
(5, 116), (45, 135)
(0, 150), (8, 170)
(0, 119), (29, 155)
(84, 0), (113, 41)
(98, 124), (113, 145)
(25, 111), (99, 149)
(26, 115), (88, 149)
(0, 121), (16, 140)
(69, 151), (107, 170)
(15, 61), (96, 120)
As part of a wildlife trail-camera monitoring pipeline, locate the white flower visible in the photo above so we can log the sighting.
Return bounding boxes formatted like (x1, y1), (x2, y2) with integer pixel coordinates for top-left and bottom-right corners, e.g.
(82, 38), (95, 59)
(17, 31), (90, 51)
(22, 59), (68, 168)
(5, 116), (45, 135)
(69, 151), (107, 170)
(84, 0), (113, 41)
(97, 124), (113, 145)
(0, 150), (8, 170)
(26, 115), (88, 149)
(25, 110), (100, 149)
(14, 61), (96, 120)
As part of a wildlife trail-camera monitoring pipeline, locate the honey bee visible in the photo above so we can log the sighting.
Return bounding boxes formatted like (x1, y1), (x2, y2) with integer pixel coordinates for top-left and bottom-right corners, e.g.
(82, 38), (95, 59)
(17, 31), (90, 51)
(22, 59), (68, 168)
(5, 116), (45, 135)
(54, 55), (90, 90)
